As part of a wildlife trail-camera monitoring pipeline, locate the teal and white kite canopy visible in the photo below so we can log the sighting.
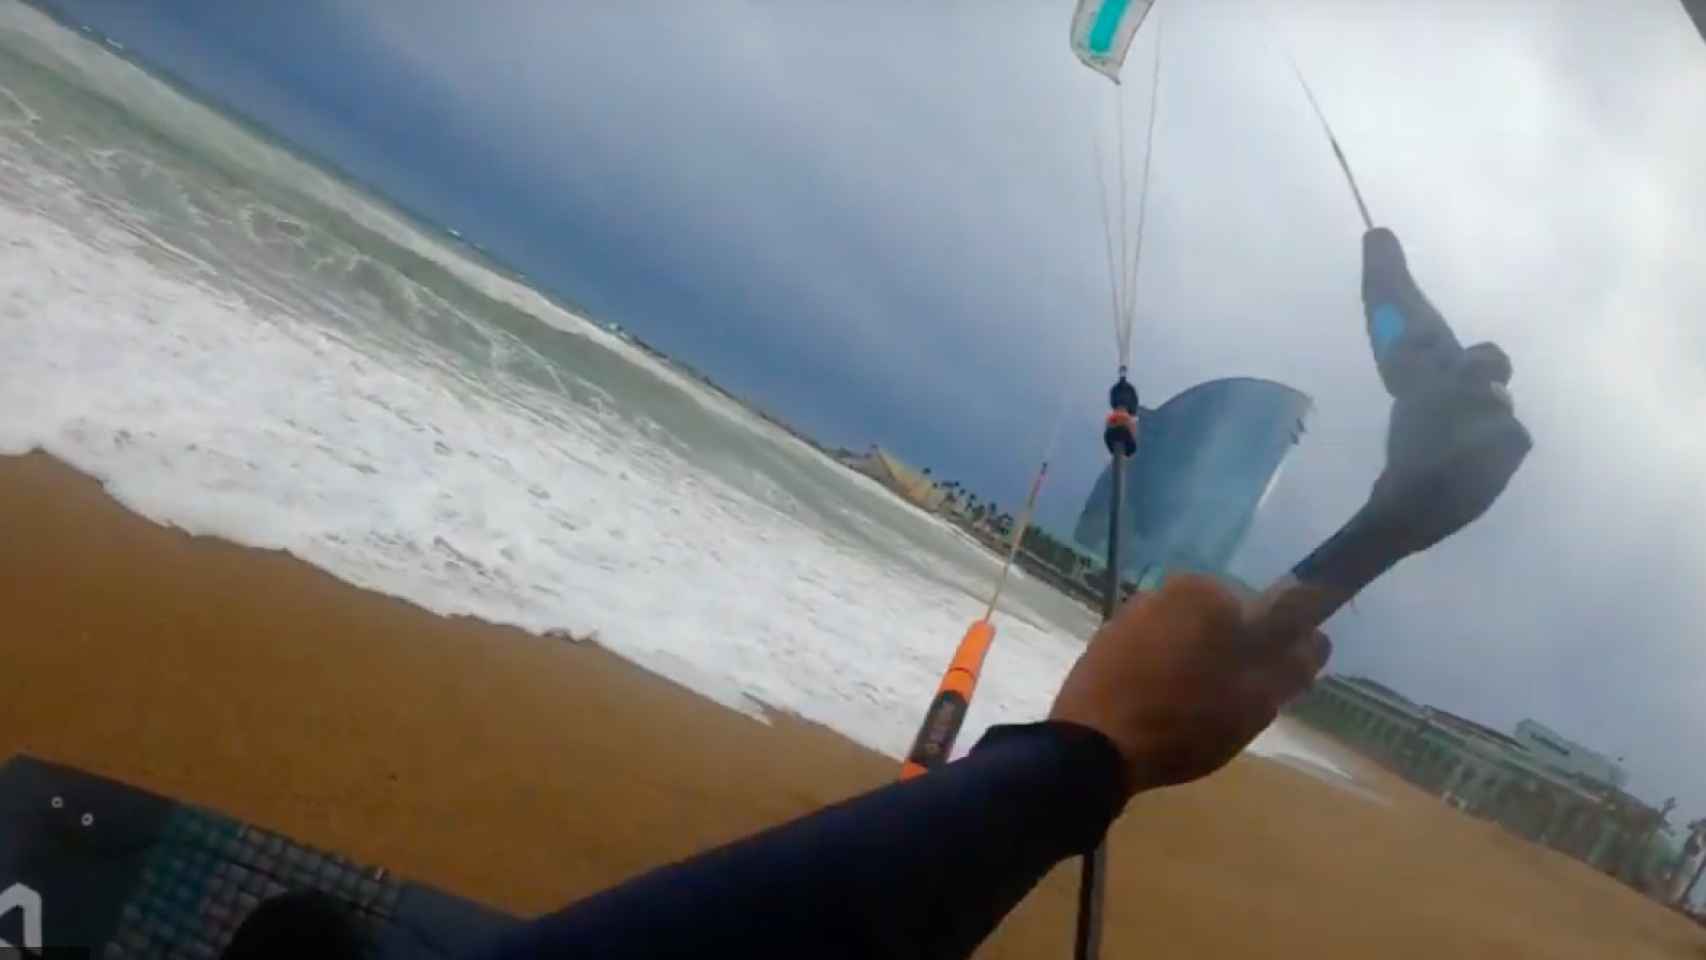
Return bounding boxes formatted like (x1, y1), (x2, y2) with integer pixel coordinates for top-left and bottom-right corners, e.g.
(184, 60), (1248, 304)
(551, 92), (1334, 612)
(1070, 0), (1156, 83)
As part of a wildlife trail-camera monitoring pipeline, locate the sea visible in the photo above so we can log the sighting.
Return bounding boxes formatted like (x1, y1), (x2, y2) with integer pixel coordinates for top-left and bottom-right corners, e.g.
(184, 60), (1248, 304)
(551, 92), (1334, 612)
(0, 3), (1343, 775)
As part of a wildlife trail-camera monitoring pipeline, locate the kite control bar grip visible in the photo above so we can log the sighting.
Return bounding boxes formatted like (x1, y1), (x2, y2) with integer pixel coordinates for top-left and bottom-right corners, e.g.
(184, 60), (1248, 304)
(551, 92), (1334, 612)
(1243, 504), (1420, 635)
(1250, 505), (1413, 632)
(901, 620), (996, 779)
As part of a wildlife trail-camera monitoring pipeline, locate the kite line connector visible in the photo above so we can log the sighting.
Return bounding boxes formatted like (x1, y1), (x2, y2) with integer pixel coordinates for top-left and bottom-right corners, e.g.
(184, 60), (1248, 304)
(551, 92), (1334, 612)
(1104, 373), (1139, 457)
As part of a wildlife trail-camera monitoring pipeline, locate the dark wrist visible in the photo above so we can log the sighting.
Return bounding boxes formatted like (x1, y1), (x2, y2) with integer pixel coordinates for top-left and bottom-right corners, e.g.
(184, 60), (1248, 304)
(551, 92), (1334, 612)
(974, 721), (1130, 845)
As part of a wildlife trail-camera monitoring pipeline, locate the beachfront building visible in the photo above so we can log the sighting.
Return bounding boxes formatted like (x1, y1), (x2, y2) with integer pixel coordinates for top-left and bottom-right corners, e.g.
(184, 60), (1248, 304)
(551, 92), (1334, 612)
(1073, 377), (1311, 580)
(1514, 718), (1628, 788)
(1672, 821), (1706, 908)
(1288, 676), (1681, 896)
(838, 446), (949, 512)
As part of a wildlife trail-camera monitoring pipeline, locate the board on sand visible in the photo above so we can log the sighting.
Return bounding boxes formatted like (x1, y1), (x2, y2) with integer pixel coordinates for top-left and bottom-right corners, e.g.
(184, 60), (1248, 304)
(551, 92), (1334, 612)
(0, 754), (516, 957)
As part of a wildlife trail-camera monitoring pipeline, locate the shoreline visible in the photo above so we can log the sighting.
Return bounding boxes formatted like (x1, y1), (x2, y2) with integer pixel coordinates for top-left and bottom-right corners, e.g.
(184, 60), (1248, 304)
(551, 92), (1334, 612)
(3, 450), (1702, 957)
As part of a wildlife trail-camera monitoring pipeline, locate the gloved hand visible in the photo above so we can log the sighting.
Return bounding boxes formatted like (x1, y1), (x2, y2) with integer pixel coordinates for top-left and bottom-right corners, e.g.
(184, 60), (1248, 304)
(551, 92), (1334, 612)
(1362, 226), (1463, 398)
(1049, 574), (1330, 797)
(1360, 227), (1532, 560)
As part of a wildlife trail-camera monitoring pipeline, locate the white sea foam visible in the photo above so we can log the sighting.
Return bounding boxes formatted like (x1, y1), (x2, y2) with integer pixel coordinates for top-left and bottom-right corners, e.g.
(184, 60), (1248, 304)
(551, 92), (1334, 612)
(0, 196), (1352, 779)
(0, 194), (1045, 755)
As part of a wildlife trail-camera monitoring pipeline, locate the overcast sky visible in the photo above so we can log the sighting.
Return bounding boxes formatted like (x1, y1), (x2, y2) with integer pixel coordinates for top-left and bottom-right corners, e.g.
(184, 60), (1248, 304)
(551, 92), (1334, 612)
(47, 0), (1706, 815)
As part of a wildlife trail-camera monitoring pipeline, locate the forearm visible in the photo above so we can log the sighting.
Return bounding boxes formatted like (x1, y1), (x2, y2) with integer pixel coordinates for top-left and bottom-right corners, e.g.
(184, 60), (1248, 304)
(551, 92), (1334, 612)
(483, 721), (1126, 960)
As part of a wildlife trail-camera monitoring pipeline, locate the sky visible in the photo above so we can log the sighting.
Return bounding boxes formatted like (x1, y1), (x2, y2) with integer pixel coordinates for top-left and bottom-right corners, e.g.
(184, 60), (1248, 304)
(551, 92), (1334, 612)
(35, 0), (1706, 817)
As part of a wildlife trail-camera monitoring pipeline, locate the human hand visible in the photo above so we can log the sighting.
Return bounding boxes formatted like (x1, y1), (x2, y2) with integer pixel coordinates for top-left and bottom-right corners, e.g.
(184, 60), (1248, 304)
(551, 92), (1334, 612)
(1049, 574), (1331, 797)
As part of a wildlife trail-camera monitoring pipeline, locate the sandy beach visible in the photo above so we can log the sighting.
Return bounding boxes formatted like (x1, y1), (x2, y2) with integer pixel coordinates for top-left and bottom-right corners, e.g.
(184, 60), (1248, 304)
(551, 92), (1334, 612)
(3, 450), (1701, 958)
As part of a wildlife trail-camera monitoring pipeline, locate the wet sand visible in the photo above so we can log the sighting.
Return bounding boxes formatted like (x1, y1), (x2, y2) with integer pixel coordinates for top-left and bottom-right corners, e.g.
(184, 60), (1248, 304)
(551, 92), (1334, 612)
(3, 450), (1700, 958)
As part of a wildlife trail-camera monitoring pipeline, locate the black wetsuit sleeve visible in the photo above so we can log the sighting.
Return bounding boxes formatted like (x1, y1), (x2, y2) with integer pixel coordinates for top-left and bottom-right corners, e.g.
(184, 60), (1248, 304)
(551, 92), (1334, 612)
(479, 720), (1127, 960)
